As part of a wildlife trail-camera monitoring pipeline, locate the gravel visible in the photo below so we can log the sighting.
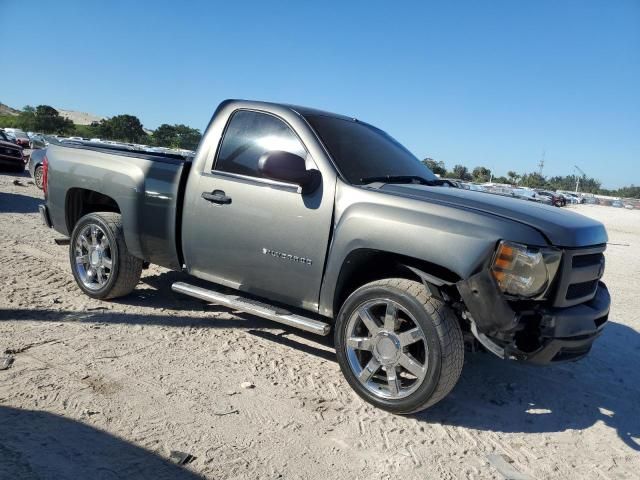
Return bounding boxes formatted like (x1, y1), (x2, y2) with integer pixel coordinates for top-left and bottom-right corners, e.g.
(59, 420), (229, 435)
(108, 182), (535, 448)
(1, 170), (639, 479)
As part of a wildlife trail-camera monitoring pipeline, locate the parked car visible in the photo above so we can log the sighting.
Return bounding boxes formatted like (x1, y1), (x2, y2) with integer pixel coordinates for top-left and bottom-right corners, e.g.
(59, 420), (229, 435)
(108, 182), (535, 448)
(611, 200), (624, 208)
(535, 190), (566, 207)
(3, 128), (31, 148)
(28, 148), (47, 189)
(584, 196), (600, 205)
(28, 133), (48, 149)
(512, 188), (550, 204)
(0, 129), (25, 171)
(41, 99), (610, 414)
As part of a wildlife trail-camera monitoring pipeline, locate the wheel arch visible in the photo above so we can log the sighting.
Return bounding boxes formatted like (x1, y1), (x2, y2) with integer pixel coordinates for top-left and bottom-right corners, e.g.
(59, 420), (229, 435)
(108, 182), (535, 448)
(65, 188), (121, 234)
(326, 249), (461, 318)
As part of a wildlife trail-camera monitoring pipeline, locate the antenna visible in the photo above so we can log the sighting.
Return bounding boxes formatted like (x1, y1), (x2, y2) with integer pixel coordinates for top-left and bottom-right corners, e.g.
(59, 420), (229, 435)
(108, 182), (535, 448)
(538, 150), (545, 175)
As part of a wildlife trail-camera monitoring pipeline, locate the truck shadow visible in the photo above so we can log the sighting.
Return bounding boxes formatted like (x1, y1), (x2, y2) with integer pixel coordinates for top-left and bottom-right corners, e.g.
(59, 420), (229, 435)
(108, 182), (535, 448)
(0, 191), (42, 214)
(2, 269), (638, 452)
(0, 405), (202, 479)
(418, 320), (640, 451)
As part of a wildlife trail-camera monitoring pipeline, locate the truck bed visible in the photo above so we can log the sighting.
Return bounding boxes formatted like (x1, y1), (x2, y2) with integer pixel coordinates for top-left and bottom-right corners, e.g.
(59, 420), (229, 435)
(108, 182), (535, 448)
(46, 142), (192, 270)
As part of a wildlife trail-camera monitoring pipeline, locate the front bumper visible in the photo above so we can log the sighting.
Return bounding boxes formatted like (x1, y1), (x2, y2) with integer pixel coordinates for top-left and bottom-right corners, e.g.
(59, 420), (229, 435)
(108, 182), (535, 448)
(0, 153), (24, 166)
(458, 269), (610, 365)
(525, 283), (609, 364)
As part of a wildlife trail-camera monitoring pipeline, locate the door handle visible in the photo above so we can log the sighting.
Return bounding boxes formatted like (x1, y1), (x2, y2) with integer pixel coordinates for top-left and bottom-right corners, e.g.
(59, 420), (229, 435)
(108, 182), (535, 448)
(201, 190), (232, 205)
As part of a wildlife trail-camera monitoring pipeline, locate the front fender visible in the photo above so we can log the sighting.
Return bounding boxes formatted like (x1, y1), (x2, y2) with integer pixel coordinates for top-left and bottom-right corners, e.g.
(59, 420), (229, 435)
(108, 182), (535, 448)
(318, 181), (547, 317)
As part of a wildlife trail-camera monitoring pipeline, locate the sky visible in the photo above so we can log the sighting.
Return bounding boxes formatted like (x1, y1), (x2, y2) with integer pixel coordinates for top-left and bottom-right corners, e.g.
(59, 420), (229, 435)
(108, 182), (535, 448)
(1, 0), (638, 188)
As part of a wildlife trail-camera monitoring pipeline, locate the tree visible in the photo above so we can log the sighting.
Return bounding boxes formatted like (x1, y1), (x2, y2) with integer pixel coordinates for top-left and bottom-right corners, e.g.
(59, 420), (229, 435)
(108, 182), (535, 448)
(472, 166), (492, 183)
(95, 114), (147, 143)
(450, 164), (472, 181)
(520, 172), (547, 188)
(421, 157), (446, 176)
(507, 171), (520, 184)
(17, 106), (36, 131)
(152, 123), (202, 150)
(32, 105), (74, 133)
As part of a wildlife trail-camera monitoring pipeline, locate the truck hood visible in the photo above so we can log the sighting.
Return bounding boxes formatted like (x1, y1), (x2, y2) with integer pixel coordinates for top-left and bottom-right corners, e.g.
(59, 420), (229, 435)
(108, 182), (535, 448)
(381, 184), (608, 247)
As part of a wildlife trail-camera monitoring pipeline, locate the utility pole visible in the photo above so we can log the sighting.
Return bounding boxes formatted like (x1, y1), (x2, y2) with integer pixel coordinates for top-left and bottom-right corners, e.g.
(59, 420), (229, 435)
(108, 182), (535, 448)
(574, 165), (587, 193)
(538, 150), (545, 176)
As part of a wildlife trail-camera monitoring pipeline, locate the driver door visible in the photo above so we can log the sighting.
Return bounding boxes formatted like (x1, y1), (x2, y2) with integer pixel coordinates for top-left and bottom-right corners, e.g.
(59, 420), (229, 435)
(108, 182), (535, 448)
(182, 109), (334, 311)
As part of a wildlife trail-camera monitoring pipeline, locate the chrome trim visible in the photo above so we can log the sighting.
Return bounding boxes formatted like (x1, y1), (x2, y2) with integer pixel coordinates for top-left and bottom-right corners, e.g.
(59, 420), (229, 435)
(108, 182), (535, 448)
(171, 282), (331, 335)
(202, 170), (302, 193)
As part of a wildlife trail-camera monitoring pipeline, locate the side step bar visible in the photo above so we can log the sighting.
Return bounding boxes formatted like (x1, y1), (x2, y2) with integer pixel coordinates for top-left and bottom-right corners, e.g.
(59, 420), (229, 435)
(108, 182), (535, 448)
(171, 282), (331, 336)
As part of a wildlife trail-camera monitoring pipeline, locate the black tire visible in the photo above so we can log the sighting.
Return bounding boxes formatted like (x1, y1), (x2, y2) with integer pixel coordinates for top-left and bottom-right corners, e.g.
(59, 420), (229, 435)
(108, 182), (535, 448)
(335, 278), (464, 414)
(34, 165), (44, 189)
(69, 212), (143, 299)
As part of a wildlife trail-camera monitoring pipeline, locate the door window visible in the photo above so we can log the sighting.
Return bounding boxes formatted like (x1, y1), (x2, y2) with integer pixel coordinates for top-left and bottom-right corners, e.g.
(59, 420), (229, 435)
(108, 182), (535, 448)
(214, 110), (307, 178)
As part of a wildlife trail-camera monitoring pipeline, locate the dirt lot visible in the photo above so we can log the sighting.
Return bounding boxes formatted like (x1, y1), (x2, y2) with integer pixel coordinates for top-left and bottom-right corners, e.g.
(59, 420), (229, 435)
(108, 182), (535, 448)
(1, 170), (638, 480)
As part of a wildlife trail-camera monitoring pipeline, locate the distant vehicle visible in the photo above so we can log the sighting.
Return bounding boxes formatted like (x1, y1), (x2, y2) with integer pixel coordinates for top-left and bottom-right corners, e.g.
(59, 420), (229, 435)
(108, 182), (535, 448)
(28, 133), (47, 149)
(624, 204), (634, 210)
(535, 190), (566, 207)
(3, 128), (31, 148)
(611, 200), (624, 208)
(584, 197), (599, 205)
(459, 182), (484, 192)
(28, 148), (47, 189)
(565, 193), (584, 204)
(511, 188), (550, 204)
(0, 129), (25, 171)
(483, 185), (514, 197)
(89, 138), (102, 142)
(66, 136), (84, 141)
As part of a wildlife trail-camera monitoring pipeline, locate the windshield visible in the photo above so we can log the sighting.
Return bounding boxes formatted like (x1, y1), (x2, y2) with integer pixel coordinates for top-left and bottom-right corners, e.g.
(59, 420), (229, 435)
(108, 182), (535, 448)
(304, 115), (436, 185)
(0, 131), (8, 141)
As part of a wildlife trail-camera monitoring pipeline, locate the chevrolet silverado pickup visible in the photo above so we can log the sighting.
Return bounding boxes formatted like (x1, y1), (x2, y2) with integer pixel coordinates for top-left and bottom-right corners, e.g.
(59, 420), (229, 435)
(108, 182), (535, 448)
(39, 100), (611, 413)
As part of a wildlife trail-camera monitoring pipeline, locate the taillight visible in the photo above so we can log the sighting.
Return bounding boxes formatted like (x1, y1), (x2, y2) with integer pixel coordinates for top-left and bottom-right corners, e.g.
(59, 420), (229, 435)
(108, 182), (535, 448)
(42, 155), (49, 196)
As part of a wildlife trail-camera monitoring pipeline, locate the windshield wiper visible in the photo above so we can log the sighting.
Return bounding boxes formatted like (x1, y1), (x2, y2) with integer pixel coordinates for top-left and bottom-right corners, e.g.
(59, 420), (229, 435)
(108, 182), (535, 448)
(360, 175), (445, 186)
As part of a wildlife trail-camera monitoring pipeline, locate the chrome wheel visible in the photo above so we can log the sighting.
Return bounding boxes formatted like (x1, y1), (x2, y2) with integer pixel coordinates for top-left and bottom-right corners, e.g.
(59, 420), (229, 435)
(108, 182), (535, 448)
(74, 223), (113, 290)
(345, 299), (428, 400)
(34, 166), (43, 189)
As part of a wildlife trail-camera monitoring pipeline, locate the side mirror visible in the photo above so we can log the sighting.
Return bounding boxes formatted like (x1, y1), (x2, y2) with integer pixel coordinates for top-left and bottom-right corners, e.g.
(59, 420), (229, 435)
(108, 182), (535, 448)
(258, 150), (320, 193)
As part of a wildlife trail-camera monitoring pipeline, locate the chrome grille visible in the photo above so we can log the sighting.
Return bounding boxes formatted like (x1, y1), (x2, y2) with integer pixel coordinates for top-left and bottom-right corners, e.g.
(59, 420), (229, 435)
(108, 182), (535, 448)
(552, 245), (605, 308)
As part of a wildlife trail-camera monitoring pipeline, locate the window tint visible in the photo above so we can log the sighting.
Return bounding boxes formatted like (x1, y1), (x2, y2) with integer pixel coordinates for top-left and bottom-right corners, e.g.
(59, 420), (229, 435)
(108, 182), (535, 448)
(304, 115), (436, 185)
(214, 110), (306, 178)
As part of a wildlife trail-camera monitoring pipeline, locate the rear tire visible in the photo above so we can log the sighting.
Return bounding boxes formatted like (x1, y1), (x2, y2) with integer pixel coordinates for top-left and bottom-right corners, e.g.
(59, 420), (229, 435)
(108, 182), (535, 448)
(34, 165), (44, 189)
(335, 278), (464, 414)
(69, 212), (143, 299)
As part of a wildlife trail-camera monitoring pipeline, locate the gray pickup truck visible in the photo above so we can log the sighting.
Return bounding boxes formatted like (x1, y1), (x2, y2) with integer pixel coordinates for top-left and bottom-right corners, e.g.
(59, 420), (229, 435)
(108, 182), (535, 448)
(40, 100), (610, 413)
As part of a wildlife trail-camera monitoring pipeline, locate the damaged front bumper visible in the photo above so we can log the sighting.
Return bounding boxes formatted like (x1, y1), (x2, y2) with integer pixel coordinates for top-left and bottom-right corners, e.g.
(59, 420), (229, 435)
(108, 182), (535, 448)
(457, 270), (610, 364)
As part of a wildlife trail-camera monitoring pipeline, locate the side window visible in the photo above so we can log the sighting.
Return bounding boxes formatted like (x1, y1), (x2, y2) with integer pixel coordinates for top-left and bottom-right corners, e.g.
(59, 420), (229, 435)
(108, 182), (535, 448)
(214, 110), (307, 178)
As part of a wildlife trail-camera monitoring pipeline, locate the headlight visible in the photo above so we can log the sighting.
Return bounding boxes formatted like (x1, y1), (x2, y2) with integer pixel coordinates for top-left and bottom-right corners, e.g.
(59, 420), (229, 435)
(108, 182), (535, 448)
(491, 241), (561, 298)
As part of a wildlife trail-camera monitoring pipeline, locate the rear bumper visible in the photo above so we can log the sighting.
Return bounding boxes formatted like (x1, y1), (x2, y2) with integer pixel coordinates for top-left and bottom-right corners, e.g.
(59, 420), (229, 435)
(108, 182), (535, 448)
(39, 204), (52, 228)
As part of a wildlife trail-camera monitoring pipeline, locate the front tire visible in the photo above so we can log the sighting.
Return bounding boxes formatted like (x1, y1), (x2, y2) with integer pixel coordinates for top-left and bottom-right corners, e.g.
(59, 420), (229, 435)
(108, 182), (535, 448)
(69, 212), (143, 299)
(335, 278), (464, 414)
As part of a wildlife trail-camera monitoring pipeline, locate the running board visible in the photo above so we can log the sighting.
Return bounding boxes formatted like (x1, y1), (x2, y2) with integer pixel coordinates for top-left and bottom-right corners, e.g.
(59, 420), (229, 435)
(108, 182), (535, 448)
(171, 282), (331, 336)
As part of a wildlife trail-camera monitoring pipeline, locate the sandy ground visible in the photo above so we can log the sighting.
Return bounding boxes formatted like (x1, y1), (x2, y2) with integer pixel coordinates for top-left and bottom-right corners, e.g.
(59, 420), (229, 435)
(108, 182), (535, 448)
(0, 169), (639, 480)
